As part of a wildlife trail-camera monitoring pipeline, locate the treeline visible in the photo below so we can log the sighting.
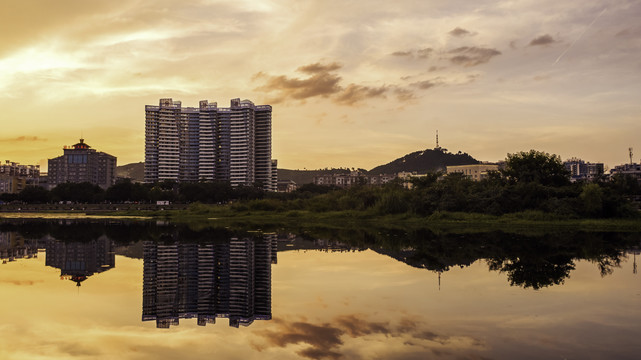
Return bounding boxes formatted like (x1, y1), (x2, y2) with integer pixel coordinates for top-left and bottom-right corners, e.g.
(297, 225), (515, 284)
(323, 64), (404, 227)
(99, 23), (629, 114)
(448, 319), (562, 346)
(245, 150), (641, 219)
(0, 180), (264, 204)
(2, 150), (640, 219)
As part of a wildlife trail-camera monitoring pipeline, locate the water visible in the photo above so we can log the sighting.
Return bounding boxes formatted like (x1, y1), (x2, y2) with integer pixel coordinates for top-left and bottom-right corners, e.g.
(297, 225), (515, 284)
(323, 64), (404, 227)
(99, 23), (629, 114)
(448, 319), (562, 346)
(1, 219), (640, 359)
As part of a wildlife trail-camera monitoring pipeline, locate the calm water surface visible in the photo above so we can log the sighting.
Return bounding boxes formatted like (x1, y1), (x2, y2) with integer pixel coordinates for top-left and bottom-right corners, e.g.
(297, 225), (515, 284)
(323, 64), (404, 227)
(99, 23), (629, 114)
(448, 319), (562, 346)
(1, 220), (640, 360)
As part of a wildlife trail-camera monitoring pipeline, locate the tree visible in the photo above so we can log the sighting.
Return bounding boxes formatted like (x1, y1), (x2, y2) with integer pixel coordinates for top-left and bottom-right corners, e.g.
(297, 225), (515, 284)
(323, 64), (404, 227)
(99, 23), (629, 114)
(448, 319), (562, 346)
(502, 150), (570, 186)
(18, 186), (51, 203)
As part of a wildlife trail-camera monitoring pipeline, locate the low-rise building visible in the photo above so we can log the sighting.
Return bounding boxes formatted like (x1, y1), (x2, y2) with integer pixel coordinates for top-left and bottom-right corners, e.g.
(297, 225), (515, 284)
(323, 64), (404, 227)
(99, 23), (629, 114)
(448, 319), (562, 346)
(313, 171), (399, 188)
(610, 163), (641, 181)
(277, 180), (298, 193)
(563, 158), (604, 182)
(446, 164), (499, 181)
(0, 161), (40, 194)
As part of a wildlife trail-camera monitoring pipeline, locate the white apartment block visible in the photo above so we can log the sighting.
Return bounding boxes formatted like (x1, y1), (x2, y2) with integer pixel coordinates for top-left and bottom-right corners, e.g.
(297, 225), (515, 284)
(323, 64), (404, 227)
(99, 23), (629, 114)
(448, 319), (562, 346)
(145, 98), (276, 190)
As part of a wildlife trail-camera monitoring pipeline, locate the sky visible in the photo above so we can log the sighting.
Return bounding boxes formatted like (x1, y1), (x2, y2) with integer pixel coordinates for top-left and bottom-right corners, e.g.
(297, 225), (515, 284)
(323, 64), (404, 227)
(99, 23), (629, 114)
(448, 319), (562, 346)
(1, 0), (640, 172)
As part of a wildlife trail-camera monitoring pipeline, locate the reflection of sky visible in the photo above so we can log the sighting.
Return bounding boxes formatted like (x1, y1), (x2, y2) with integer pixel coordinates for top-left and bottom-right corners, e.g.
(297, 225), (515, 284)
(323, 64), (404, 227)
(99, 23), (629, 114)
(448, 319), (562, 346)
(0, 249), (639, 359)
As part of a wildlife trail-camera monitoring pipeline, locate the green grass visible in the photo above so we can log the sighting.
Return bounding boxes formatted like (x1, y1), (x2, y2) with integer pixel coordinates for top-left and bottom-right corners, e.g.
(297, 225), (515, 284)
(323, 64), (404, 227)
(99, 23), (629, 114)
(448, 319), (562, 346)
(4, 204), (641, 234)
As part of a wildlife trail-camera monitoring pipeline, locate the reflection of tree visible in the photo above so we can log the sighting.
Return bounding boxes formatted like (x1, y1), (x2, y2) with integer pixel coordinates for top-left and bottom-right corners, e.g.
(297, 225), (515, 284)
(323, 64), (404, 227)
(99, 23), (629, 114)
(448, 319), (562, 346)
(2, 218), (638, 290)
(487, 256), (575, 290)
(365, 230), (637, 290)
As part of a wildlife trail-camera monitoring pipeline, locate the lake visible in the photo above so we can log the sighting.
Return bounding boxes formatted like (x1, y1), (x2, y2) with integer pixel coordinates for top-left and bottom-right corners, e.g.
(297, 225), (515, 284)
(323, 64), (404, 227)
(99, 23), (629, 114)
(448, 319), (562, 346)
(1, 219), (640, 359)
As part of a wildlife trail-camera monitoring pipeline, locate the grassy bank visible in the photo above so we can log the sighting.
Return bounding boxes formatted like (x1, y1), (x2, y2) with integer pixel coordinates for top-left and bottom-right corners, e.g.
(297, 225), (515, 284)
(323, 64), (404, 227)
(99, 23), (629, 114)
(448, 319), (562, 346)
(70, 204), (641, 234)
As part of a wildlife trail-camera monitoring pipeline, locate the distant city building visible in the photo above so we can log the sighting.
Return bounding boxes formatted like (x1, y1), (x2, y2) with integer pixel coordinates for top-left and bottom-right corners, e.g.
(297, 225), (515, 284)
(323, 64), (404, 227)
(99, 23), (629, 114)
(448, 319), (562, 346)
(277, 179), (298, 193)
(397, 171), (428, 189)
(144, 98), (276, 190)
(446, 164), (499, 181)
(563, 158), (604, 182)
(142, 235), (276, 328)
(0, 161), (40, 194)
(313, 171), (416, 188)
(610, 163), (641, 181)
(0, 232), (39, 263)
(47, 139), (117, 189)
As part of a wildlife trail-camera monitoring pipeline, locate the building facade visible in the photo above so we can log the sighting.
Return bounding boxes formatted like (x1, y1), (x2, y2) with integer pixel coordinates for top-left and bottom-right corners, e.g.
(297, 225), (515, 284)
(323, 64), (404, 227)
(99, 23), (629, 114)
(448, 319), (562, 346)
(446, 164), (499, 181)
(145, 98), (276, 190)
(313, 171), (398, 188)
(610, 163), (641, 181)
(47, 139), (117, 189)
(563, 158), (604, 182)
(0, 161), (40, 194)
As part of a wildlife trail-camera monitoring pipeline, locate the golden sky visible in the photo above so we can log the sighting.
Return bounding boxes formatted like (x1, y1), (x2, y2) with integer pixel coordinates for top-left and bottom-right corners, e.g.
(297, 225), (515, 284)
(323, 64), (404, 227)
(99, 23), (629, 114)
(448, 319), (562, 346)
(1, 0), (640, 171)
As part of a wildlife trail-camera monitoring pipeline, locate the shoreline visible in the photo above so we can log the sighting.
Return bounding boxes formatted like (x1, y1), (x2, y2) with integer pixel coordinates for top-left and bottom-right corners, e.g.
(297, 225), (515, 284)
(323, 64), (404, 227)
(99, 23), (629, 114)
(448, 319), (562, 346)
(2, 208), (641, 233)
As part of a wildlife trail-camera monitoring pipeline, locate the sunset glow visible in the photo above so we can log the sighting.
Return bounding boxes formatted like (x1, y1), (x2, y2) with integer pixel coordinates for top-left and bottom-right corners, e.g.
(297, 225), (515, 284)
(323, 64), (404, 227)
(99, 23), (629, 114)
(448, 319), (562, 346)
(1, 0), (640, 170)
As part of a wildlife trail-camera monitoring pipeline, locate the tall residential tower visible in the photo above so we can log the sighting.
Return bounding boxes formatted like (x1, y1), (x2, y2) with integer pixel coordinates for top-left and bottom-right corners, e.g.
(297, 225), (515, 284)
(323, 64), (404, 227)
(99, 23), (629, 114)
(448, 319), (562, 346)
(145, 98), (276, 190)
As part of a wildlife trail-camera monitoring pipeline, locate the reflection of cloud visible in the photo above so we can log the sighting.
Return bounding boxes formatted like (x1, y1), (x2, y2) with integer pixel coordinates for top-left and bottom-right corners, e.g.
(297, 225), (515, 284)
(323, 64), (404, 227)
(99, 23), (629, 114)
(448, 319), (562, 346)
(334, 314), (390, 336)
(529, 34), (556, 46)
(254, 314), (486, 359)
(448, 46), (501, 67)
(1, 136), (47, 142)
(0, 280), (44, 286)
(255, 319), (344, 359)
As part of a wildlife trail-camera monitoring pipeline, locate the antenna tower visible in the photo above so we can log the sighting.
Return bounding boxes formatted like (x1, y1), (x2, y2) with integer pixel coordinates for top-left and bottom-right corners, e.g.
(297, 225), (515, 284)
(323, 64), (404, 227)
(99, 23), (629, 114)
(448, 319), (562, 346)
(436, 130), (440, 149)
(629, 147), (634, 165)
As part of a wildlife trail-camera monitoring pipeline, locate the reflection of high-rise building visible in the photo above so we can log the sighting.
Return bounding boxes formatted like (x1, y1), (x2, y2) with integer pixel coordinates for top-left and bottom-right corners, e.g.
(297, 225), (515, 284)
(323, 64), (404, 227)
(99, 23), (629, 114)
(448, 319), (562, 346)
(144, 98), (276, 190)
(44, 235), (115, 286)
(142, 235), (276, 328)
(0, 232), (39, 263)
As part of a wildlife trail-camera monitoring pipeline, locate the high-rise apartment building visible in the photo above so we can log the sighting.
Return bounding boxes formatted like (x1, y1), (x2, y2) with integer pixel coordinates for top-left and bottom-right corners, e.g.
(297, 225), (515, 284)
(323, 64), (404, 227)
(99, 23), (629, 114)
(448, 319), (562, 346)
(145, 98), (276, 190)
(47, 139), (117, 189)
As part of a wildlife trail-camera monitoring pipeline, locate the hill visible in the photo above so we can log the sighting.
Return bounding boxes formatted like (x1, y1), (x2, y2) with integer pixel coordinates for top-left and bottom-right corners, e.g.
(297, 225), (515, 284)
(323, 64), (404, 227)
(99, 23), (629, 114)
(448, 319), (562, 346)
(116, 162), (144, 182)
(368, 148), (479, 175)
(117, 147), (480, 185)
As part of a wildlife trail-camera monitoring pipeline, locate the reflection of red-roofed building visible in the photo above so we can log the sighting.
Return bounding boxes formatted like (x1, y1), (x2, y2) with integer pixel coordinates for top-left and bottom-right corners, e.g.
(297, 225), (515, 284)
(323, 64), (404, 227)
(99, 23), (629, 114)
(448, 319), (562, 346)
(44, 235), (115, 287)
(47, 138), (117, 190)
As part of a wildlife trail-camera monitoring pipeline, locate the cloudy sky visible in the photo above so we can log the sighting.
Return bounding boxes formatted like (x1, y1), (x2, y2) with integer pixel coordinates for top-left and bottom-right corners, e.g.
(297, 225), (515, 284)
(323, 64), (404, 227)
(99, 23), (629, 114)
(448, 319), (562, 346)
(1, 0), (640, 171)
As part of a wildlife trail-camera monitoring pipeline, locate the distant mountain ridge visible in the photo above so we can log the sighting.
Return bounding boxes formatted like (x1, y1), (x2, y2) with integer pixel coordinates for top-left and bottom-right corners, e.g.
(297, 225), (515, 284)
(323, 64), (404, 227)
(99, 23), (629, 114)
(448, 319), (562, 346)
(117, 147), (480, 184)
(116, 162), (144, 182)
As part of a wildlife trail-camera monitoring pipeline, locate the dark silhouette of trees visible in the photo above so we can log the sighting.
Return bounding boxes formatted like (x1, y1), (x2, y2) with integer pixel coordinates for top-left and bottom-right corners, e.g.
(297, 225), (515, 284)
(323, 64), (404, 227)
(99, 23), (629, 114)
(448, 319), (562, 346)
(502, 150), (570, 186)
